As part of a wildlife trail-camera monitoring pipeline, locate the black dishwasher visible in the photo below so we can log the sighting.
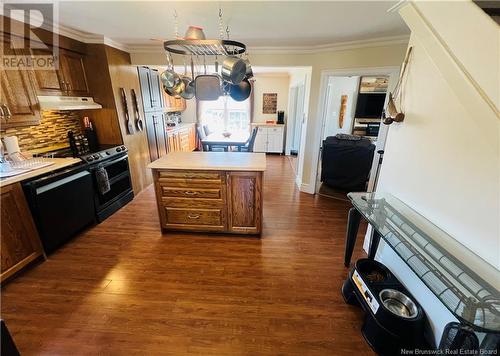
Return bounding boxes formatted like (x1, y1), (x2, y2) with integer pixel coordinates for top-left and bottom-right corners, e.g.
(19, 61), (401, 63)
(23, 164), (96, 254)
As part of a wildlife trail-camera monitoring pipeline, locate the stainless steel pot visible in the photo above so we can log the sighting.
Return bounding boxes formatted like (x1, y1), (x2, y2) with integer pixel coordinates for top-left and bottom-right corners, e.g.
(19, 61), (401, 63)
(221, 56), (246, 85)
(161, 53), (181, 89)
(243, 58), (253, 78)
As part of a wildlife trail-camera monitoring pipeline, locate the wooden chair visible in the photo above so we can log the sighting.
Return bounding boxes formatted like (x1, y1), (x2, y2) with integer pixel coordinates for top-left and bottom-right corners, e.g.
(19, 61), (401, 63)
(238, 127), (258, 152)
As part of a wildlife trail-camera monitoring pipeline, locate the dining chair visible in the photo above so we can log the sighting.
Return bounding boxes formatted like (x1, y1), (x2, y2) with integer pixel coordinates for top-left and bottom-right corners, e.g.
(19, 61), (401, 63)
(238, 127), (258, 152)
(196, 126), (209, 151)
(203, 125), (212, 136)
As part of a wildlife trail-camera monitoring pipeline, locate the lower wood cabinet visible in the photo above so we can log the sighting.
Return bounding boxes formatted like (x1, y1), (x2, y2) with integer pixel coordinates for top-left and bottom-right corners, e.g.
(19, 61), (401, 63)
(166, 123), (196, 153)
(153, 169), (263, 234)
(1, 183), (44, 283)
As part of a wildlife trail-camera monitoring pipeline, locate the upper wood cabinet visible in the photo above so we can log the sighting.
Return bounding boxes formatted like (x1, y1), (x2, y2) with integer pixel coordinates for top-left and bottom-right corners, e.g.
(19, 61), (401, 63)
(0, 39), (41, 129)
(30, 48), (89, 96)
(60, 49), (89, 95)
(30, 47), (65, 95)
(1, 183), (45, 283)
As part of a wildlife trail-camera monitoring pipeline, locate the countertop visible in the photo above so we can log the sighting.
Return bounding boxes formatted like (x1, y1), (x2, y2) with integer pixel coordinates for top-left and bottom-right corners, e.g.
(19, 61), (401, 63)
(148, 152), (266, 172)
(166, 122), (195, 132)
(0, 158), (82, 188)
(251, 122), (285, 126)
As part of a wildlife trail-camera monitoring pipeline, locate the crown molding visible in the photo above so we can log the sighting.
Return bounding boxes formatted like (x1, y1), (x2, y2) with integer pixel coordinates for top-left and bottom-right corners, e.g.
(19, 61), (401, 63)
(7, 12), (409, 56)
(126, 34), (410, 55)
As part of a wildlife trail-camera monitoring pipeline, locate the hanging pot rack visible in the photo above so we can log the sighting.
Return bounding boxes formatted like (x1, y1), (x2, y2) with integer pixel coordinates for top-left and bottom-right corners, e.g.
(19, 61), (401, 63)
(163, 39), (246, 56)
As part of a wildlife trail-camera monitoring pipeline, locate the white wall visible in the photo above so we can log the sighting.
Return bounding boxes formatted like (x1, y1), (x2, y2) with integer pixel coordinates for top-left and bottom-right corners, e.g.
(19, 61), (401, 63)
(322, 76), (359, 138)
(252, 74), (290, 122)
(372, 1), (500, 346)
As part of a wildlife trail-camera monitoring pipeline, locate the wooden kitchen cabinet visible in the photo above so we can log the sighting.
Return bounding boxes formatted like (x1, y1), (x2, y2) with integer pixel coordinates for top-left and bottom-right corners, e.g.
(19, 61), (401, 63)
(1, 183), (45, 283)
(227, 171), (262, 234)
(30, 48), (89, 96)
(149, 152), (265, 235)
(0, 39), (41, 128)
(162, 90), (186, 113)
(166, 123), (196, 153)
(60, 49), (90, 95)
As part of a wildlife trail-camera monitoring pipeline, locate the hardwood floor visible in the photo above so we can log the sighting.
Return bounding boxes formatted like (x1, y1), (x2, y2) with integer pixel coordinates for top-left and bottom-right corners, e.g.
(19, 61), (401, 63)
(1, 155), (372, 355)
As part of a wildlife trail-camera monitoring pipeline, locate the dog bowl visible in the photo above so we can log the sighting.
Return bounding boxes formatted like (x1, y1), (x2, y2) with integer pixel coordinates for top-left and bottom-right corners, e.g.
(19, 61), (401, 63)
(379, 289), (418, 319)
(356, 259), (389, 283)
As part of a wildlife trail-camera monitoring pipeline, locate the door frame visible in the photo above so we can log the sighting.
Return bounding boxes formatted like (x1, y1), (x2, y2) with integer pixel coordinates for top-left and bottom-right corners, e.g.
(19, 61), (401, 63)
(310, 66), (401, 194)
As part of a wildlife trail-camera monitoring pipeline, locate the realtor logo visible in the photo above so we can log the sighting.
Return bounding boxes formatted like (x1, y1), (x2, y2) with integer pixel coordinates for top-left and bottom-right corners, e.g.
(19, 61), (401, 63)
(1, 2), (59, 70)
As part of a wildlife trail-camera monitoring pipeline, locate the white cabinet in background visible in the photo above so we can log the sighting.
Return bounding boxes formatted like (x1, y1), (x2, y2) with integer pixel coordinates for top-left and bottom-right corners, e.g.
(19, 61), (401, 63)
(252, 124), (284, 153)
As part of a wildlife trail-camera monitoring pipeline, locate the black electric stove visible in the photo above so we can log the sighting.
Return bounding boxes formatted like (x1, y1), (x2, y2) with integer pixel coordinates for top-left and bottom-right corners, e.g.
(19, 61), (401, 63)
(33, 143), (134, 222)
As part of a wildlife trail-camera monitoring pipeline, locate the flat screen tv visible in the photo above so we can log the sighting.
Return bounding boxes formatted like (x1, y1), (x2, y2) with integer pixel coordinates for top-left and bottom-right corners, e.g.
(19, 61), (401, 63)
(355, 93), (386, 118)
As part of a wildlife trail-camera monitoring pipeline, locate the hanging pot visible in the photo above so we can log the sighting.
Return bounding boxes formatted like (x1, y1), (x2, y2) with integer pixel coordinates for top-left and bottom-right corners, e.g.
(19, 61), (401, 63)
(221, 56), (246, 85)
(243, 55), (253, 78)
(161, 53), (180, 89)
(163, 80), (185, 97)
(229, 77), (251, 102)
(179, 58), (195, 100)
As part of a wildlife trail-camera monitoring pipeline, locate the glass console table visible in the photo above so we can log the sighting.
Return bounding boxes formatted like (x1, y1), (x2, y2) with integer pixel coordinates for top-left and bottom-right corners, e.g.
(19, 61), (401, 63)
(344, 192), (500, 333)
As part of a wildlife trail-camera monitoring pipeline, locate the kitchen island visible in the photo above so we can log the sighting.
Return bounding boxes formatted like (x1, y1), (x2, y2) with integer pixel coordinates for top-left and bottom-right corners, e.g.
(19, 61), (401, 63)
(148, 152), (266, 235)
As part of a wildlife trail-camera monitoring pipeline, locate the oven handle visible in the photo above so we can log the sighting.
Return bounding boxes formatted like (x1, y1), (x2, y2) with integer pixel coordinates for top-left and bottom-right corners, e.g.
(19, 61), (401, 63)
(97, 154), (128, 168)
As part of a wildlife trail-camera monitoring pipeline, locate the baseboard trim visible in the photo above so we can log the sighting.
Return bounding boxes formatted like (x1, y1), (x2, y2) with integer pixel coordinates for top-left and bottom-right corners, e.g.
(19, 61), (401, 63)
(299, 183), (315, 194)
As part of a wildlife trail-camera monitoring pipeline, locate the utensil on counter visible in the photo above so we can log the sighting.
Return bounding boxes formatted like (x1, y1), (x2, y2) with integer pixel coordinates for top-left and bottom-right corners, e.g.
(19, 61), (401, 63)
(221, 56), (246, 85)
(120, 88), (135, 134)
(131, 88), (144, 131)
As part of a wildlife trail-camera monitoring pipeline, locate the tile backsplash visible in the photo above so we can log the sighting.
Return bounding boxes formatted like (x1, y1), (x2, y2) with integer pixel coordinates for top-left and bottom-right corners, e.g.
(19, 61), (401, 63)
(1, 111), (83, 152)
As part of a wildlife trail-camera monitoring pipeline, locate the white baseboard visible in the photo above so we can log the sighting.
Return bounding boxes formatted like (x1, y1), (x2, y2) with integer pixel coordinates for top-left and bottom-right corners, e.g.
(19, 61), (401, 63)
(299, 183), (315, 194)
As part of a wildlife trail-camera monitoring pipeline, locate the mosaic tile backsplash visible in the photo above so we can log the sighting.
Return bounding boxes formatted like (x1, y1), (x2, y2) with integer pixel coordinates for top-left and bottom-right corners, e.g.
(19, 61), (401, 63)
(1, 111), (83, 152)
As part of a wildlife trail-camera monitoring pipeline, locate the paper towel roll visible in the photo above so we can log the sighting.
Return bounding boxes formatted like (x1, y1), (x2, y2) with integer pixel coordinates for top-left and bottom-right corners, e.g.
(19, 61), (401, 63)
(3, 136), (20, 155)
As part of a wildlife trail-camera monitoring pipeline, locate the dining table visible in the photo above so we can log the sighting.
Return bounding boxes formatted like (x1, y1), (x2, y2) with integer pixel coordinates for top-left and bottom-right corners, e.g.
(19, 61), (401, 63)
(202, 131), (249, 151)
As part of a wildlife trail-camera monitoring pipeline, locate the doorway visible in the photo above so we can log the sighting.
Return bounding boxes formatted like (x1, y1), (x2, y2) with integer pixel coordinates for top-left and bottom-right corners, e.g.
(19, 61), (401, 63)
(287, 81), (306, 174)
(312, 67), (401, 195)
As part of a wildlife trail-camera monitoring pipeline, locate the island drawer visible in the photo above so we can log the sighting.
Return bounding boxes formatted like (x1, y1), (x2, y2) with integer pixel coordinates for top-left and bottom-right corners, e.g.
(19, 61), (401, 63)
(165, 207), (224, 227)
(161, 187), (221, 199)
(158, 170), (222, 180)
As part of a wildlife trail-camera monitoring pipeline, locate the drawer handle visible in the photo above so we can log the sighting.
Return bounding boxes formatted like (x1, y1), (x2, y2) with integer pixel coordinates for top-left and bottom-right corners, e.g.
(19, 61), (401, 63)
(184, 191), (199, 196)
(187, 214), (200, 219)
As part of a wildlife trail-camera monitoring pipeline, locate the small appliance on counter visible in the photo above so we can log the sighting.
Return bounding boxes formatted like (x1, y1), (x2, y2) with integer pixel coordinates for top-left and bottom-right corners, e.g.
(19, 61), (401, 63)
(342, 258), (430, 355)
(165, 112), (181, 128)
(277, 110), (285, 125)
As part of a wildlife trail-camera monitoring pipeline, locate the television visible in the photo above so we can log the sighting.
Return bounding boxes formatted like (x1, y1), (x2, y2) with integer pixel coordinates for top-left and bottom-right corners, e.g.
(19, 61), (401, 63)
(355, 93), (386, 118)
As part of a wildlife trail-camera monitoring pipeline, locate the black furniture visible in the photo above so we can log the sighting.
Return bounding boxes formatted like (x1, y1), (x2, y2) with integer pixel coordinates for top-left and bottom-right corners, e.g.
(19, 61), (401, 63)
(321, 135), (375, 191)
(1, 320), (20, 356)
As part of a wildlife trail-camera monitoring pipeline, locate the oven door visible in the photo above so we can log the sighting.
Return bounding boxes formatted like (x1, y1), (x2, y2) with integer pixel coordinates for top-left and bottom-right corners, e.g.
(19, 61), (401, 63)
(93, 154), (132, 209)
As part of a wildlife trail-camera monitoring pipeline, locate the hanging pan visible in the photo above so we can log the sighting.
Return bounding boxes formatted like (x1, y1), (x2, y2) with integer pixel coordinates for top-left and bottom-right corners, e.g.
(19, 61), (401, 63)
(229, 77), (251, 102)
(195, 55), (222, 101)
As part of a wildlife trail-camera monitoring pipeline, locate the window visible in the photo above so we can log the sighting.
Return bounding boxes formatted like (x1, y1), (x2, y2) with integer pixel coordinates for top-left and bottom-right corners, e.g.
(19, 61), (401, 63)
(198, 96), (251, 133)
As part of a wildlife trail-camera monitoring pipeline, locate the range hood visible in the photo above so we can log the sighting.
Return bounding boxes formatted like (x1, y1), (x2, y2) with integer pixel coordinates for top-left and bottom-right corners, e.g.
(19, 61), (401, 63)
(38, 96), (102, 110)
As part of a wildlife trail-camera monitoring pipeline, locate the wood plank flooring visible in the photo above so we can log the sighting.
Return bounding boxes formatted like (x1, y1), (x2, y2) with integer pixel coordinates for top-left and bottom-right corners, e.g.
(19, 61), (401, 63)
(1, 155), (372, 355)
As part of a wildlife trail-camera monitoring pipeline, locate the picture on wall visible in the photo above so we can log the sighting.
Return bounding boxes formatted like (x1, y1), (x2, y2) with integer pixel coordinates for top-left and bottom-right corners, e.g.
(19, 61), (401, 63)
(262, 93), (278, 114)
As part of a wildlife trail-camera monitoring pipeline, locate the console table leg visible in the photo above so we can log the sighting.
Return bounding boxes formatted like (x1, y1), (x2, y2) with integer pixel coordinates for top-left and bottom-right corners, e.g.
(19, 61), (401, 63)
(368, 229), (381, 260)
(344, 208), (361, 267)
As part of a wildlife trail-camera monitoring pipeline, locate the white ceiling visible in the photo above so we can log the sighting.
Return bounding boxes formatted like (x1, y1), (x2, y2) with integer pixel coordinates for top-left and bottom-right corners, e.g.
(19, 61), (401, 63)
(55, 1), (410, 49)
